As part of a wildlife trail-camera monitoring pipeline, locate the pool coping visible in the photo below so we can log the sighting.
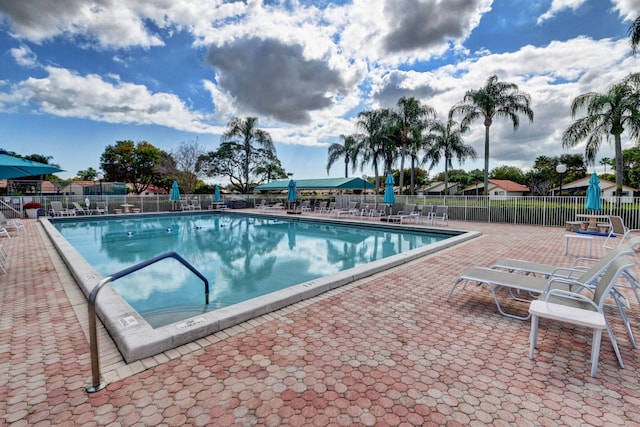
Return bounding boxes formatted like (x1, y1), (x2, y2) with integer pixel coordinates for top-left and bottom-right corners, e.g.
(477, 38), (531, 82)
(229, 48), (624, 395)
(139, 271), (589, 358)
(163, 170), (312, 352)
(40, 211), (481, 363)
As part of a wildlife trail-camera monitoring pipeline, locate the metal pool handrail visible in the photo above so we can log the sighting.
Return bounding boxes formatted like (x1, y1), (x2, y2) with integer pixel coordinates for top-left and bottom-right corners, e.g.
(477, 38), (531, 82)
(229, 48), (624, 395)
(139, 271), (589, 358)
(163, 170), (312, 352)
(86, 251), (209, 393)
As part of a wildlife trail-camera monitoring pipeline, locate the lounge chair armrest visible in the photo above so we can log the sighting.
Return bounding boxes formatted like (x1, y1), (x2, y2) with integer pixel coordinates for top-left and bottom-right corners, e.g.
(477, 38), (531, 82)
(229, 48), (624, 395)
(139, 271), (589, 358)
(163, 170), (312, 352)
(543, 289), (598, 310)
(549, 266), (587, 279)
(544, 276), (593, 293)
(570, 257), (598, 268)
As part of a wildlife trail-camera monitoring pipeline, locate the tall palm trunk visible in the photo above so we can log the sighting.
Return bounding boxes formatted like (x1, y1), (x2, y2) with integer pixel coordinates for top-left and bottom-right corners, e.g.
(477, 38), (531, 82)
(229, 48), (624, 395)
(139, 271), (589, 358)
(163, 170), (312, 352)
(615, 133), (624, 197)
(483, 123), (490, 194)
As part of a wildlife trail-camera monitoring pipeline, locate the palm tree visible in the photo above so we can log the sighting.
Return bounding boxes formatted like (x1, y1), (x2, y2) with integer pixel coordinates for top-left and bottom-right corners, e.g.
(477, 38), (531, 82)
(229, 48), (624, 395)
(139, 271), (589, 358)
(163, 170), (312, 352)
(424, 112), (477, 194)
(326, 134), (357, 177)
(393, 97), (436, 194)
(221, 117), (274, 193)
(562, 73), (640, 196)
(599, 157), (612, 175)
(629, 15), (640, 55)
(452, 75), (534, 194)
(353, 108), (395, 193)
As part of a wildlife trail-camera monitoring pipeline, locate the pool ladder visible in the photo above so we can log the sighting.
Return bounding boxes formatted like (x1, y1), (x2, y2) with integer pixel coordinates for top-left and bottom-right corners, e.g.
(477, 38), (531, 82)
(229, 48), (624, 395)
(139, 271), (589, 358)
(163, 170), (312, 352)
(86, 251), (209, 393)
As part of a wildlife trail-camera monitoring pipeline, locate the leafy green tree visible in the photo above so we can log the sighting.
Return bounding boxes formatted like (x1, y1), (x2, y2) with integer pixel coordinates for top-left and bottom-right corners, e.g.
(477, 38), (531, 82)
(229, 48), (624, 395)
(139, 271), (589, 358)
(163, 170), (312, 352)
(100, 140), (167, 194)
(617, 146), (640, 189)
(254, 153), (288, 183)
(76, 167), (98, 181)
(207, 117), (275, 194)
(326, 134), (357, 178)
(562, 73), (640, 196)
(489, 165), (525, 183)
(393, 96), (436, 194)
(424, 113), (477, 193)
(452, 75), (534, 194)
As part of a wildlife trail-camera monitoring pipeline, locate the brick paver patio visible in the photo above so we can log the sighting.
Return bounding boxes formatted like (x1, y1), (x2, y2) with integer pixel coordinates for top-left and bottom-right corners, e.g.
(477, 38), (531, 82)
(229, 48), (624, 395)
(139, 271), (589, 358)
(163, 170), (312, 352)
(1, 215), (640, 426)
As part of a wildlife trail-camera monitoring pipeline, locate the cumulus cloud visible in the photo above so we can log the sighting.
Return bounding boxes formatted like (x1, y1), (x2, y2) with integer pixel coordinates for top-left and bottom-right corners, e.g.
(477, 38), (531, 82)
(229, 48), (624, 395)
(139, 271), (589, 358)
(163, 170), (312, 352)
(9, 45), (37, 67)
(9, 66), (215, 132)
(611, 0), (640, 21)
(537, 0), (587, 24)
(205, 37), (350, 124)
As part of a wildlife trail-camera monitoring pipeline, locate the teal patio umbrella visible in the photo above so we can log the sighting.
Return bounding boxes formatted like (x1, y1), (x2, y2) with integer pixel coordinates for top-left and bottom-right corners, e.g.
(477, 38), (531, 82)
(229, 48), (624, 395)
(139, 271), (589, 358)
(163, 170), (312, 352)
(170, 181), (180, 210)
(585, 173), (602, 211)
(287, 179), (297, 210)
(383, 173), (395, 205)
(214, 185), (221, 203)
(0, 150), (64, 179)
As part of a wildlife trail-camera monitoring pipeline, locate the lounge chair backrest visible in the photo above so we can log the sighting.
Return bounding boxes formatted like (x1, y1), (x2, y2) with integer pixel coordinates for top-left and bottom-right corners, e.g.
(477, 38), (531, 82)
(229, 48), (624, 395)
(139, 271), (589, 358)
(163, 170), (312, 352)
(609, 216), (626, 235)
(577, 243), (635, 286)
(592, 257), (635, 309)
(435, 205), (448, 215)
(51, 201), (64, 211)
(72, 202), (85, 211)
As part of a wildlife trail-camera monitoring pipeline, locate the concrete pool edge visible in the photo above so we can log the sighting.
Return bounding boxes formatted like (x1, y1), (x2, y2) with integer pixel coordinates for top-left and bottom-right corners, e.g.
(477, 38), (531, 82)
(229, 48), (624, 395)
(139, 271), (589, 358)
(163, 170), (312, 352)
(40, 214), (481, 363)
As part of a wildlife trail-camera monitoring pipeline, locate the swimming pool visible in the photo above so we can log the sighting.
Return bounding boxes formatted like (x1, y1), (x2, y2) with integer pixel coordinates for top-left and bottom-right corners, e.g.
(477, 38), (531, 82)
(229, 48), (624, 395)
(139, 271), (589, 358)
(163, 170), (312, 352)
(43, 211), (480, 362)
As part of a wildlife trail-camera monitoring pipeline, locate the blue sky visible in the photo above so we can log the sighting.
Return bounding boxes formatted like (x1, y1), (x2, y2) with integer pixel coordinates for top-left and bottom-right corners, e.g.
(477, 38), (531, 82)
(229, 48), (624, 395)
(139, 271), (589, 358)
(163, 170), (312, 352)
(0, 0), (639, 183)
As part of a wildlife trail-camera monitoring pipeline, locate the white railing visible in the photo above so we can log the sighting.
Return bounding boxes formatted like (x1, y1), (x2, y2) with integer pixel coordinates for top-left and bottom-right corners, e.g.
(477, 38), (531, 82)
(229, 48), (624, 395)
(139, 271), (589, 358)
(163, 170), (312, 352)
(5, 194), (640, 229)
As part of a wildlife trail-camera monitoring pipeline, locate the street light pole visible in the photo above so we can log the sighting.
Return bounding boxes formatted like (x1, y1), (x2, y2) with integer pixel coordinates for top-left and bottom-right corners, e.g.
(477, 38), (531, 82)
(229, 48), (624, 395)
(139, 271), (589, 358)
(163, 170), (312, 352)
(556, 164), (567, 196)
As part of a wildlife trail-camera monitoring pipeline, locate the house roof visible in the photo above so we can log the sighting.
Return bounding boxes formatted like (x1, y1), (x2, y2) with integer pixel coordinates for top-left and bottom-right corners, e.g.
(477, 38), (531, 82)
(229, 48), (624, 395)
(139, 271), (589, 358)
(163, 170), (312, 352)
(255, 177), (375, 191)
(551, 176), (639, 192)
(424, 181), (458, 192)
(461, 179), (529, 193)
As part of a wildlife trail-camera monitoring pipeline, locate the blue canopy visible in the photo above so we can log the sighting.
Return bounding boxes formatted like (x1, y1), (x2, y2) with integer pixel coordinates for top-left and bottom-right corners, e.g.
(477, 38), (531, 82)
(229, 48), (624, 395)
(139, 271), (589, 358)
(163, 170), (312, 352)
(585, 172), (602, 211)
(0, 150), (64, 179)
(214, 185), (221, 202)
(383, 174), (395, 204)
(287, 179), (297, 202)
(170, 181), (180, 201)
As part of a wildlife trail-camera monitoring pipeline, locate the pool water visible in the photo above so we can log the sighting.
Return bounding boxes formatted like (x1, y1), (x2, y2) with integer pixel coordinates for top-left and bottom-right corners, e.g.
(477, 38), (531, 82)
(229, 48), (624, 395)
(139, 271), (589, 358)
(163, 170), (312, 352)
(54, 213), (450, 327)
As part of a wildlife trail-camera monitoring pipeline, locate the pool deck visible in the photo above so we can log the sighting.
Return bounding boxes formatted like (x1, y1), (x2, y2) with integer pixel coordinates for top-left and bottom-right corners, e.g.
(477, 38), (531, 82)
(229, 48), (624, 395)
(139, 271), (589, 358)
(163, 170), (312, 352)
(2, 213), (640, 425)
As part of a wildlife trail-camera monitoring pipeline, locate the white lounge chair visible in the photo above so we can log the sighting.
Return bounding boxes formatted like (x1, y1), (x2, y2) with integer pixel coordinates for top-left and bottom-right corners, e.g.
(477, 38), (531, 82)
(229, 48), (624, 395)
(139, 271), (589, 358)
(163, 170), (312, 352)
(50, 201), (76, 216)
(529, 256), (635, 376)
(95, 202), (108, 215)
(428, 205), (448, 225)
(72, 202), (93, 215)
(447, 244), (635, 320)
(388, 204), (418, 223)
(0, 212), (26, 234)
(604, 216), (640, 248)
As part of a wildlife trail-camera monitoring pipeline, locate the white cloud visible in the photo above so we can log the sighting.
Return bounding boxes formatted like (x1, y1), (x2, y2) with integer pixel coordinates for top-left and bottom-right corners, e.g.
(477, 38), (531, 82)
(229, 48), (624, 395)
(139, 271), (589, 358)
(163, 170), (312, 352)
(537, 0), (588, 24)
(611, 0), (640, 21)
(9, 45), (38, 67)
(11, 66), (216, 132)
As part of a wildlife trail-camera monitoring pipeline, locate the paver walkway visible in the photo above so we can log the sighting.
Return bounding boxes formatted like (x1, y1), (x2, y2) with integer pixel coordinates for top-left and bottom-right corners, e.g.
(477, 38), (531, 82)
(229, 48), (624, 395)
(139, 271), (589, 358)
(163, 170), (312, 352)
(1, 216), (640, 426)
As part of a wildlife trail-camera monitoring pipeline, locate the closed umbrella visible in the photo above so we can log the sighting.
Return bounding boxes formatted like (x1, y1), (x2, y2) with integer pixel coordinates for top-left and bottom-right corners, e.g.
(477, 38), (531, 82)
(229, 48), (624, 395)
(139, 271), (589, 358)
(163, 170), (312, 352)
(287, 179), (297, 210)
(383, 173), (395, 205)
(0, 150), (64, 179)
(214, 185), (221, 203)
(170, 181), (180, 210)
(585, 173), (602, 211)
(585, 172), (603, 232)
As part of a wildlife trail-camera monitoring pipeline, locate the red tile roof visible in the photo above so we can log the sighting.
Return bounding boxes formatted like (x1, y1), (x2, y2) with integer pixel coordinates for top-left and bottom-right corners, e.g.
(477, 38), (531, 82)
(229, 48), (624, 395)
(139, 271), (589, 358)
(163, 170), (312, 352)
(489, 179), (529, 192)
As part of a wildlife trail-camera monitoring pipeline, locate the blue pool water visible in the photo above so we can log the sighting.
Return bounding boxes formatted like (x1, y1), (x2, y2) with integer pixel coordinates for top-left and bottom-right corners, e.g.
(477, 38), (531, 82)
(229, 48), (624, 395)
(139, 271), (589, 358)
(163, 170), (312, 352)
(53, 212), (452, 327)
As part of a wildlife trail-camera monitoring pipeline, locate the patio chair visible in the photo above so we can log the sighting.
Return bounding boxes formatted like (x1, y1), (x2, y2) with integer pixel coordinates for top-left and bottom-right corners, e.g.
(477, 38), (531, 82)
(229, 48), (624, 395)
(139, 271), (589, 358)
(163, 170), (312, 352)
(265, 202), (284, 210)
(416, 205), (433, 223)
(299, 200), (312, 213)
(388, 204), (418, 223)
(191, 200), (202, 210)
(492, 237), (640, 305)
(331, 202), (358, 218)
(428, 205), (448, 225)
(180, 200), (191, 211)
(447, 245), (634, 320)
(529, 256), (635, 377)
(314, 201), (328, 213)
(604, 216), (640, 248)
(72, 202), (93, 215)
(0, 244), (7, 273)
(0, 212), (26, 234)
(95, 202), (108, 215)
(359, 204), (370, 219)
(50, 201), (76, 216)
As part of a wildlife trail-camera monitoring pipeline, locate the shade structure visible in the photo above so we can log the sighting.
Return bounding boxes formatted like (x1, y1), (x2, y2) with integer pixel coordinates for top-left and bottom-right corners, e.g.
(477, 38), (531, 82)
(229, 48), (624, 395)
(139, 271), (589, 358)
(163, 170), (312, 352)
(383, 174), (395, 204)
(585, 172), (602, 211)
(214, 185), (221, 202)
(0, 150), (64, 180)
(287, 179), (297, 202)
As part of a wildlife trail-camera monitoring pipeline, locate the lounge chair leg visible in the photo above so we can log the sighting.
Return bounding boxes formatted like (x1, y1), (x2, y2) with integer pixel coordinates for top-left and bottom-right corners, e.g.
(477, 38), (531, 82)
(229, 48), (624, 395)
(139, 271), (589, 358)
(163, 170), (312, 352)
(605, 322), (625, 369)
(529, 313), (539, 359)
(590, 329), (603, 377)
